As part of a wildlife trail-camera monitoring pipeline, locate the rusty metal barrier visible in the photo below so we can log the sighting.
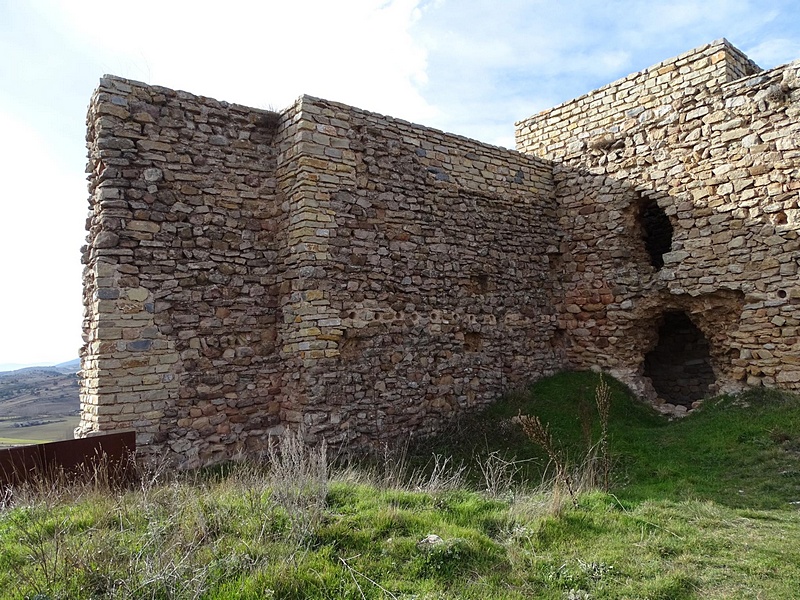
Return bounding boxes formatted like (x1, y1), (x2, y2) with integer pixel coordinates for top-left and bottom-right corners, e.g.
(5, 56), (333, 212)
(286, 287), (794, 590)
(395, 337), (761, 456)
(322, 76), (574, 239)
(0, 431), (136, 488)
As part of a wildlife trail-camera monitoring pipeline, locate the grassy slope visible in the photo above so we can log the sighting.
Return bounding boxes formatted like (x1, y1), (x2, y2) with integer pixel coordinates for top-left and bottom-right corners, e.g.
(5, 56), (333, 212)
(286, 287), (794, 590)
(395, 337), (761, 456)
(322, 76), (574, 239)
(1, 372), (799, 599)
(418, 371), (800, 509)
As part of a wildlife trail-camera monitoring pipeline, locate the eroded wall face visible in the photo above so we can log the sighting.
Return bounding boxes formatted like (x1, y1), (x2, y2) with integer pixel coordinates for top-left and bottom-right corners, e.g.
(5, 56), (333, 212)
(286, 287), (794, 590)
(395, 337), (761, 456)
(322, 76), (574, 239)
(283, 99), (562, 447)
(517, 39), (800, 400)
(81, 77), (291, 467)
(81, 79), (564, 464)
(644, 311), (716, 407)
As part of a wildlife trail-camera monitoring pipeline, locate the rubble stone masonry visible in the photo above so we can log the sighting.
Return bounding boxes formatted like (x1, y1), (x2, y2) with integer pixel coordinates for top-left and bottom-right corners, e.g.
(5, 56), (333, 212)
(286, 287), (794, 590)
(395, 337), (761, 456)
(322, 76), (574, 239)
(517, 39), (800, 404)
(80, 38), (800, 464)
(80, 77), (561, 466)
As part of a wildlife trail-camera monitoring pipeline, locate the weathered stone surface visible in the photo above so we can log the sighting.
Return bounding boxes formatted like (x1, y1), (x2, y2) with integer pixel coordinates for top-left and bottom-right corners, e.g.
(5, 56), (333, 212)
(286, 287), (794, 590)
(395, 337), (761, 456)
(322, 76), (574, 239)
(79, 74), (560, 467)
(79, 38), (800, 468)
(94, 231), (119, 249)
(517, 38), (800, 400)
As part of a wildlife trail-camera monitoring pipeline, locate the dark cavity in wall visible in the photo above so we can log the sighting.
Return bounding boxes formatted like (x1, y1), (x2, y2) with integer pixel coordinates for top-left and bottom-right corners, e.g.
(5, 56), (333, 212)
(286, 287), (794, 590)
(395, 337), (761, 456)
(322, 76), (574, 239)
(644, 311), (716, 406)
(468, 273), (489, 294)
(638, 196), (673, 270)
(464, 332), (483, 352)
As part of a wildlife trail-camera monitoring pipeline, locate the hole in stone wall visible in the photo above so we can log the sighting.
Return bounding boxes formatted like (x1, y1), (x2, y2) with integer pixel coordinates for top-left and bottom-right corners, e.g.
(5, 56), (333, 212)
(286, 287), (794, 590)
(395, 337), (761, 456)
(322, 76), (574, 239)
(467, 273), (489, 294)
(637, 196), (673, 270)
(643, 311), (716, 407)
(339, 336), (367, 360)
(464, 332), (483, 352)
(549, 328), (569, 362)
(551, 328), (568, 350)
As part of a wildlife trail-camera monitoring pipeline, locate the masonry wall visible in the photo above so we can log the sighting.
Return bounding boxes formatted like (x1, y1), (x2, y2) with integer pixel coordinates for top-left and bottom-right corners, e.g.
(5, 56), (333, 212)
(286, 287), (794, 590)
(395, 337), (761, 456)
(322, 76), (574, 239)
(80, 77), (295, 466)
(516, 40), (800, 403)
(82, 40), (800, 462)
(516, 39), (761, 160)
(80, 78), (563, 466)
(281, 98), (562, 448)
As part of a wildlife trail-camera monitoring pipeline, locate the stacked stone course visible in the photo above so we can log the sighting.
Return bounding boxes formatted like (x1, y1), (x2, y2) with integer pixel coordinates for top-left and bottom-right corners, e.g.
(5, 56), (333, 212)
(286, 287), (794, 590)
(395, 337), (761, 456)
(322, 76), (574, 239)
(81, 77), (294, 465)
(288, 99), (561, 448)
(517, 38), (800, 404)
(80, 38), (800, 464)
(80, 78), (562, 466)
(516, 39), (761, 160)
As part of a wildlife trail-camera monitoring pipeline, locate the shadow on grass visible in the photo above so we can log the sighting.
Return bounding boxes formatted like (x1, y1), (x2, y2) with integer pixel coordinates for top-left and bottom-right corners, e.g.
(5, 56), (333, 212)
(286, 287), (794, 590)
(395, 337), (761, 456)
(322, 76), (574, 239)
(409, 371), (800, 510)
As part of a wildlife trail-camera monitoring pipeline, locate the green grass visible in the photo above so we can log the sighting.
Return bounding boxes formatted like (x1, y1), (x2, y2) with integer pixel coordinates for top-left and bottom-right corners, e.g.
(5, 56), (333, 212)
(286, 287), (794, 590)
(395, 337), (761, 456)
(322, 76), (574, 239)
(414, 372), (800, 509)
(1, 372), (800, 599)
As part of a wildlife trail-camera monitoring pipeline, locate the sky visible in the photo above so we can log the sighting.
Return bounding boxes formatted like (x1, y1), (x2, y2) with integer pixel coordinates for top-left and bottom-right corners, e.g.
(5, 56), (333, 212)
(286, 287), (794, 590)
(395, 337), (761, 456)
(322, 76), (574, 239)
(1, 0), (799, 369)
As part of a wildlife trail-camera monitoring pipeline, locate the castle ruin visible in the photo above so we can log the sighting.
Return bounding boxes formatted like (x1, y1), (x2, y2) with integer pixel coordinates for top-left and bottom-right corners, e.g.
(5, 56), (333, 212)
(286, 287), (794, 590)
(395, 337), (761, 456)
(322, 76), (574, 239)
(78, 39), (800, 467)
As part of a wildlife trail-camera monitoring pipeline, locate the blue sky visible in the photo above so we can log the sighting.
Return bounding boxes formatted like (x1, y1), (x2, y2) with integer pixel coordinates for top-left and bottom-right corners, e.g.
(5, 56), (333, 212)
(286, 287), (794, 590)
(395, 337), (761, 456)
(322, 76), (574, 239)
(1, 0), (799, 369)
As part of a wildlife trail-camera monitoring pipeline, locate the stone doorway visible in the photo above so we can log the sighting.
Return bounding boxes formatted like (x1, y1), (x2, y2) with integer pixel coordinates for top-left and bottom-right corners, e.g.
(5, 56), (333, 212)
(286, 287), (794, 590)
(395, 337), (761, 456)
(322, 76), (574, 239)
(643, 311), (716, 407)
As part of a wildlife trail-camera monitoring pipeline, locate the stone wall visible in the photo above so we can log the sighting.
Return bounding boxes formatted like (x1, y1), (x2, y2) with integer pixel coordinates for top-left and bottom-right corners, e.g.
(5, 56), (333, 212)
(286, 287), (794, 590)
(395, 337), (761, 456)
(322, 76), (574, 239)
(81, 39), (800, 464)
(80, 77), (562, 466)
(282, 98), (562, 449)
(516, 39), (800, 404)
(80, 77), (293, 465)
(516, 39), (761, 160)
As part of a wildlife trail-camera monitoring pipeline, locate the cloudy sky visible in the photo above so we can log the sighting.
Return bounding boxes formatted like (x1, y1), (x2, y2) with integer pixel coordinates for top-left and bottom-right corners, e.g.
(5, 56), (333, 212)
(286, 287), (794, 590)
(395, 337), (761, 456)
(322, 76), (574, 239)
(1, 0), (799, 369)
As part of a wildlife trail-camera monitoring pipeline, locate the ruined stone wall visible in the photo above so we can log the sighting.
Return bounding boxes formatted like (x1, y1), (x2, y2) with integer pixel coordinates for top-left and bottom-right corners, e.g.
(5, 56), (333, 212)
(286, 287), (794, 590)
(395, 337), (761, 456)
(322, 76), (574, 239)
(516, 39), (761, 160)
(283, 98), (562, 448)
(516, 41), (800, 403)
(82, 39), (800, 462)
(80, 78), (562, 465)
(80, 76), (298, 466)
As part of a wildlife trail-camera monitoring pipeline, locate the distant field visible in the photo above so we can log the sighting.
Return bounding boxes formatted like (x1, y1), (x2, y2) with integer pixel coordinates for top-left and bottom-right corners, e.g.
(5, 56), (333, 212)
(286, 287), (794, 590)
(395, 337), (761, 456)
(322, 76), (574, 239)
(0, 416), (80, 448)
(0, 366), (79, 449)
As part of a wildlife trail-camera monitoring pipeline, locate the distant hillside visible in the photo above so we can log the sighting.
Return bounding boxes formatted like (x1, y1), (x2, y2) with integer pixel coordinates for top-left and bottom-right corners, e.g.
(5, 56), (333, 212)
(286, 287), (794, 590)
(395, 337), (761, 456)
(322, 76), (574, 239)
(54, 358), (81, 373)
(0, 358), (80, 375)
(0, 365), (80, 448)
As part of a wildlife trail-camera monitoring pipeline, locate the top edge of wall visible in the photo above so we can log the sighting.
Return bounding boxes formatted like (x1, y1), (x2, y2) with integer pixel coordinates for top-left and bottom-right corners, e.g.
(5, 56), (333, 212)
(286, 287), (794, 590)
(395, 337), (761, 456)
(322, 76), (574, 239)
(514, 38), (757, 127)
(92, 76), (537, 162)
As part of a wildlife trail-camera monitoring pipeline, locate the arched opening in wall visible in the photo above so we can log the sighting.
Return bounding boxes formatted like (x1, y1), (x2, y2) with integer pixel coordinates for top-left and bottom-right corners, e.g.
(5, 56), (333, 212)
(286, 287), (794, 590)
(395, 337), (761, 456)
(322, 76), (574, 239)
(643, 311), (715, 407)
(637, 196), (673, 270)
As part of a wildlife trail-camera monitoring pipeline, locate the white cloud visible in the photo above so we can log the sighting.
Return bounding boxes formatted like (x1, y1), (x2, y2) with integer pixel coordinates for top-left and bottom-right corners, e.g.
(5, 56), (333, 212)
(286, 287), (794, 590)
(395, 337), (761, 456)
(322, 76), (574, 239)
(405, 0), (800, 144)
(42, 0), (437, 123)
(0, 0), (440, 365)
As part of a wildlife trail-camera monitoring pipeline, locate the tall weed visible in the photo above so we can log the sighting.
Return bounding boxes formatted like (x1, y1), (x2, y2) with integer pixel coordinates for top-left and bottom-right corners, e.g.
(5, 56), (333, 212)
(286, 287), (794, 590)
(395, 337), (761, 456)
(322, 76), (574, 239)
(594, 375), (612, 492)
(517, 376), (613, 506)
(476, 451), (523, 498)
(517, 412), (579, 507)
(266, 429), (328, 543)
(407, 454), (467, 492)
